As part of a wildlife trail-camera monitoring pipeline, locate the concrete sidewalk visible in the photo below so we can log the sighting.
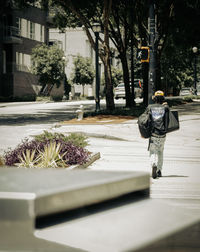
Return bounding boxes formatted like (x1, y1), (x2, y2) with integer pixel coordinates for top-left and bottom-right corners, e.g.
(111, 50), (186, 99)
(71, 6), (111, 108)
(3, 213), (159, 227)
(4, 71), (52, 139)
(0, 101), (200, 251)
(0, 101), (200, 214)
(51, 107), (200, 215)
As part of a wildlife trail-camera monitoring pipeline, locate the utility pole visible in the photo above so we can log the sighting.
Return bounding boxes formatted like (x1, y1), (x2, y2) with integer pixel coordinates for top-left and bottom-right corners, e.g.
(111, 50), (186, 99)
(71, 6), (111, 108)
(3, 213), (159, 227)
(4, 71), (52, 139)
(148, 0), (156, 104)
(130, 0), (135, 106)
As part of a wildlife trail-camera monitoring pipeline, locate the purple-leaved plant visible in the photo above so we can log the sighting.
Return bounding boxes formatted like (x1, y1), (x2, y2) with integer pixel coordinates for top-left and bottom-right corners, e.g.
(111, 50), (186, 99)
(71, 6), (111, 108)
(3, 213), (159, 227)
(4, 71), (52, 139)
(4, 138), (90, 167)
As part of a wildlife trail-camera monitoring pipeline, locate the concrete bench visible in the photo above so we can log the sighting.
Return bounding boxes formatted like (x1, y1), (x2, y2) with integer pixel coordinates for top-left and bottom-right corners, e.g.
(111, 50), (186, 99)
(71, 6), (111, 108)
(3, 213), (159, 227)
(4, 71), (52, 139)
(0, 168), (199, 251)
(0, 168), (149, 251)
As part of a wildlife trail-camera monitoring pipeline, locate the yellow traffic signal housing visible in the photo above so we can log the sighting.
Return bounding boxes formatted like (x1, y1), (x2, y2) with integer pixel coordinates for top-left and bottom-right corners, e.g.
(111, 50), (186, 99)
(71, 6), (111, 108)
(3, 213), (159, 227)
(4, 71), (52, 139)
(141, 46), (150, 63)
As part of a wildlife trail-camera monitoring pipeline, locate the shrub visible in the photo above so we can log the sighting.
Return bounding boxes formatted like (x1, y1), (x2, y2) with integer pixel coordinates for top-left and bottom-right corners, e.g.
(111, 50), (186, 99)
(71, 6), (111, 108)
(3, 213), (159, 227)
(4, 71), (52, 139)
(64, 132), (89, 148)
(57, 140), (89, 165)
(4, 138), (48, 166)
(4, 135), (90, 167)
(34, 131), (89, 148)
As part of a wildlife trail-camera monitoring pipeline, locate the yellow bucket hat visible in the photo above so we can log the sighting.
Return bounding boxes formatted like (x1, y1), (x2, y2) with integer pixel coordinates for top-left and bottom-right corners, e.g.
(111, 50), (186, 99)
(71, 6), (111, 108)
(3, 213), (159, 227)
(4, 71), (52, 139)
(154, 90), (164, 96)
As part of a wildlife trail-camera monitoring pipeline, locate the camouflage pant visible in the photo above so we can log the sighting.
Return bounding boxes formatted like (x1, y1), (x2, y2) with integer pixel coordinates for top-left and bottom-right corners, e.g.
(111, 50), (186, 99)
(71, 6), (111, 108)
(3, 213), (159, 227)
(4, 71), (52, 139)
(149, 135), (166, 172)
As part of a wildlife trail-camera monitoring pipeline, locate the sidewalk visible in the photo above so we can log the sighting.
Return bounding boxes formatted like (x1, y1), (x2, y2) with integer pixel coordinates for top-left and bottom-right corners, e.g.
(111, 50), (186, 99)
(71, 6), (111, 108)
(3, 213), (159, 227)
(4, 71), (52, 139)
(53, 109), (200, 215)
(0, 101), (200, 251)
(0, 101), (200, 215)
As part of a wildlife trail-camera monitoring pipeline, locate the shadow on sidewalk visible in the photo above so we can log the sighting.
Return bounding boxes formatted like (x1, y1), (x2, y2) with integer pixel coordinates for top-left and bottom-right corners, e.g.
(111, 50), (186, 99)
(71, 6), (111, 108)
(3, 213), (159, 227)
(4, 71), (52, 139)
(162, 175), (188, 178)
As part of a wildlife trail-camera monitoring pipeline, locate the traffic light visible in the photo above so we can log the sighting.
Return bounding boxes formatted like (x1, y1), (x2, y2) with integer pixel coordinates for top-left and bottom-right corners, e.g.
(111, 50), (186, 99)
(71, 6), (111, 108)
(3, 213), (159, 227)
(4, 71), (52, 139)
(140, 46), (149, 63)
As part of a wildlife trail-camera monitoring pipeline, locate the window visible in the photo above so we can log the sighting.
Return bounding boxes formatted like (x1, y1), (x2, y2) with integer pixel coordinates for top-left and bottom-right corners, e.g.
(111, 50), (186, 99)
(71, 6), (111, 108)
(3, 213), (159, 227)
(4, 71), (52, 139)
(19, 18), (43, 41)
(16, 52), (22, 70)
(16, 52), (31, 72)
(20, 18), (27, 37)
(26, 20), (29, 38)
(40, 25), (44, 42)
(30, 22), (35, 39)
(16, 17), (21, 33)
(86, 40), (93, 59)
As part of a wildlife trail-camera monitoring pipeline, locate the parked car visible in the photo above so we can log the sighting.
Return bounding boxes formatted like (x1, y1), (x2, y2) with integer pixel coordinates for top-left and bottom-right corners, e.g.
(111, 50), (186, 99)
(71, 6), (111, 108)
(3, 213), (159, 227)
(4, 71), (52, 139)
(114, 80), (143, 99)
(179, 87), (194, 96)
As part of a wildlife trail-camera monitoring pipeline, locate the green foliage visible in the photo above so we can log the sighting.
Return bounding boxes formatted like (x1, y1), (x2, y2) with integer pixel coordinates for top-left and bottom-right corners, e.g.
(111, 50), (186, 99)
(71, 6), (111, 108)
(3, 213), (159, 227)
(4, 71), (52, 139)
(17, 142), (68, 169)
(64, 133), (89, 148)
(101, 67), (123, 88)
(161, 38), (195, 90)
(31, 44), (66, 89)
(4, 132), (90, 168)
(71, 55), (95, 86)
(34, 131), (89, 148)
(48, 0), (200, 100)
(36, 142), (67, 168)
(18, 149), (37, 168)
(50, 0), (100, 29)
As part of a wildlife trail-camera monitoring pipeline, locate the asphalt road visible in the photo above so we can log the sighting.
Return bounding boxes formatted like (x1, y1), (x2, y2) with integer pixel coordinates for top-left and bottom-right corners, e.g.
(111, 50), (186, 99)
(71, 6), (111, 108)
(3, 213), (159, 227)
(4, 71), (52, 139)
(0, 100), (98, 125)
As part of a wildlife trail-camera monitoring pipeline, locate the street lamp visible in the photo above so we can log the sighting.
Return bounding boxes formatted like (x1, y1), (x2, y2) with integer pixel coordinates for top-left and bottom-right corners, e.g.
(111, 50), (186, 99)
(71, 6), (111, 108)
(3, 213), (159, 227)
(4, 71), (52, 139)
(148, 0), (156, 105)
(93, 22), (101, 112)
(192, 46), (198, 95)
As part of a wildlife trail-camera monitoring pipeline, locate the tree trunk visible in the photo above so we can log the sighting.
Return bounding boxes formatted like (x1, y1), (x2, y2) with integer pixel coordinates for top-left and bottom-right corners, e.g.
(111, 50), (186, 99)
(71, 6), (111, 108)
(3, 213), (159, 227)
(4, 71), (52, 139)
(103, 0), (115, 111)
(120, 53), (132, 108)
(142, 62), (149, 106)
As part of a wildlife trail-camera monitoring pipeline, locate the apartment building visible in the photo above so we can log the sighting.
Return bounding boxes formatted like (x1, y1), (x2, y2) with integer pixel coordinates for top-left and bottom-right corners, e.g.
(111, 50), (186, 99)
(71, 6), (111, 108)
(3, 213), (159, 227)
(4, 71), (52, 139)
(0, 1), (49, 100)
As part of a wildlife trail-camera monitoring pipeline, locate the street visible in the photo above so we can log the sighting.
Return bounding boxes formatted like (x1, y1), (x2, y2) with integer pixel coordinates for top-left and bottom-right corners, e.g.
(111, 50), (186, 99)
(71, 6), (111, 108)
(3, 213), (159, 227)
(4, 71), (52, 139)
(0, 99), (200, 214)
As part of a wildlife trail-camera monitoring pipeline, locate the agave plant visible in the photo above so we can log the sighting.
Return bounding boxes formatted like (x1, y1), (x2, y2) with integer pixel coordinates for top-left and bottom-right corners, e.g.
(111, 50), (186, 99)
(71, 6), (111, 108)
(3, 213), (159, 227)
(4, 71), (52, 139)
(17, 149), (37, 168)
(36, 141), (68, 168)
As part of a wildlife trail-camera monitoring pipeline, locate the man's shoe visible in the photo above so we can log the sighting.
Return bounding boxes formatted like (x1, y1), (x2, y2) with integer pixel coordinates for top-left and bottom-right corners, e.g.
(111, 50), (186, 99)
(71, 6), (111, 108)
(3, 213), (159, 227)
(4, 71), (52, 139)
(152, 165), (157, 179)
(157, 170), (162, 177)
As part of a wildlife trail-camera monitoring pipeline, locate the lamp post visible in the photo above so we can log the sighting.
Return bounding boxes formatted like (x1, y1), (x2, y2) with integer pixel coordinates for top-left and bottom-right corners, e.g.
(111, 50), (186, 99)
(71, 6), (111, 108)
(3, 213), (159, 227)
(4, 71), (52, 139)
(192, 47), (198, 95)
(93, 23), (101, 112)
(148, 0), (156, 104)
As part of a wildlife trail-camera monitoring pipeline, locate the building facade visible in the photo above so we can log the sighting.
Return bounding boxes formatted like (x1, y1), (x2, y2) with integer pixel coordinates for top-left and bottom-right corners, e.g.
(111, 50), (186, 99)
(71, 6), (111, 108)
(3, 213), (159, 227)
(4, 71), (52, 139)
(0, 2), (49, 100)
(49, 27), (120, 98)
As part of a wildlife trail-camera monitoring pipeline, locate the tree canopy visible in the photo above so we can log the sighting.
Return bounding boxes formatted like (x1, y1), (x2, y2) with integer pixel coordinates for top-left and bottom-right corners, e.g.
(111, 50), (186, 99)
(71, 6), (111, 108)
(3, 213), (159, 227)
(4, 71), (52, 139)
(71, 54), (95, 94)
(9, 0), (200, 103)
(31, 44), (66, 95)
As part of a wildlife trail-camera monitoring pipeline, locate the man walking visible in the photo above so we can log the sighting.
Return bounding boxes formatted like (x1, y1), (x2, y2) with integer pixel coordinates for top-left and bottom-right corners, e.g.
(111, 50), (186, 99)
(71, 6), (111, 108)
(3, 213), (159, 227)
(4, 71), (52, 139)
(147, 91), (169, 179)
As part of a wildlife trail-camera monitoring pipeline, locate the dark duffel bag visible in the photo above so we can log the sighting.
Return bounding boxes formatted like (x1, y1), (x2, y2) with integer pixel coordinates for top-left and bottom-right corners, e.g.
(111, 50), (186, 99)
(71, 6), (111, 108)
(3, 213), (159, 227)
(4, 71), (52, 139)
(167, 110), (179, 133)
(137, 109), (151, 138)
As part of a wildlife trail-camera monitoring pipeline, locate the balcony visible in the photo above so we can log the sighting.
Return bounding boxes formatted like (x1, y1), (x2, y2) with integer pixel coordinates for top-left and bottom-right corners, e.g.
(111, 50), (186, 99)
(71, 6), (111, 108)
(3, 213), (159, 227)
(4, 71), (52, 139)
(3, 26), (22, 44)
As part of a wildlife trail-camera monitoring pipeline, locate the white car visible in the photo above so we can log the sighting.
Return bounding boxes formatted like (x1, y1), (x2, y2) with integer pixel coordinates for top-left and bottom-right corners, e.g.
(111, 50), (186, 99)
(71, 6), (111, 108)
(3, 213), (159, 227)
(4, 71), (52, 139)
(114, 80), (143, 99)
(179, 87), (194, 96)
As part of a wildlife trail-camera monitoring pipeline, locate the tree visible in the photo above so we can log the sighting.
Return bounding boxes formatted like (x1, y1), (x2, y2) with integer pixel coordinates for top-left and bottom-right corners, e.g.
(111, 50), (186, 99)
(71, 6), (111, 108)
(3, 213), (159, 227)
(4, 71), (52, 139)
(101, 66), (123, 96)
(50, 0), (116, 110)
(133, 0), (200, 97)
(31, 44), (66, 95)
(43, 0), (200, 104)
(155, 0), (200, 94)
(71, 55), (95, 96)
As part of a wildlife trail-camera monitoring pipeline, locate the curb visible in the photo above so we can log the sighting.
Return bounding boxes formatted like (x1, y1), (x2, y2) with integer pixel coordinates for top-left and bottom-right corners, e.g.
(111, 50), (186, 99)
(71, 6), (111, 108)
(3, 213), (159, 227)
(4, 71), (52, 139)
(69, 152), (101, 170)
(66, 131), (128, 141)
